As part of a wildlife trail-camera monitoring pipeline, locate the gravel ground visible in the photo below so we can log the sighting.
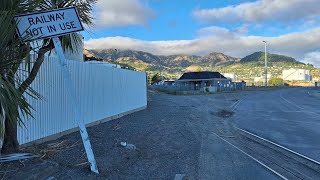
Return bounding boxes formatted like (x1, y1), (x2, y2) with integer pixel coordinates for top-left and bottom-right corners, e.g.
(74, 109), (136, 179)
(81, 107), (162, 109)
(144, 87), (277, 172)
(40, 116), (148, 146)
(309, 88), (320, 99)
(0, 90), (243, 180)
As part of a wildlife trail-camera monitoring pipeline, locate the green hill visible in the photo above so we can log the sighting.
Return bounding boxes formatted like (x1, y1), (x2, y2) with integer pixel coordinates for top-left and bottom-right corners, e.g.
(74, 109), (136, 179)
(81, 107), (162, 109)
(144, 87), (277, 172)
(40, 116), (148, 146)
(84, 49), (319, 82)
(241, 52), (302, 64)
(84, 49), (240, 78)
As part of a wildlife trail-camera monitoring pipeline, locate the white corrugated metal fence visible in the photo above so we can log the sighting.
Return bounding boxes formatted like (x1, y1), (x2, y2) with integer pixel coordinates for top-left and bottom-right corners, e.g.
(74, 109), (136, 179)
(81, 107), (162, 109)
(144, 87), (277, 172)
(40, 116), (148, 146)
(18, 56), (147, 145)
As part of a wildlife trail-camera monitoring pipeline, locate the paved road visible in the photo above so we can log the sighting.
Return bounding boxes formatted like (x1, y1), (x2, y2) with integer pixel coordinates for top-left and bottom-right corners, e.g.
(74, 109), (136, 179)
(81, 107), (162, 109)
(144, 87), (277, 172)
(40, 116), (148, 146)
(234, 87), (320, 162)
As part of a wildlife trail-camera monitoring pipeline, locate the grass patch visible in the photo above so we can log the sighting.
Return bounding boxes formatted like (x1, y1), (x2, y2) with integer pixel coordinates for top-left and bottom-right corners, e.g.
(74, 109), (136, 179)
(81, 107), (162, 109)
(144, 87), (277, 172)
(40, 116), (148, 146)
(155, 89), (177, 95)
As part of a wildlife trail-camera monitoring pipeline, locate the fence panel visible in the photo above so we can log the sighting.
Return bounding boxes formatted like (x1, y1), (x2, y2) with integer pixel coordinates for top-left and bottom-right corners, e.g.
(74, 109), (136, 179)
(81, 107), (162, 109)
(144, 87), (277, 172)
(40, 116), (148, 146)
(18, 57), (147, 145)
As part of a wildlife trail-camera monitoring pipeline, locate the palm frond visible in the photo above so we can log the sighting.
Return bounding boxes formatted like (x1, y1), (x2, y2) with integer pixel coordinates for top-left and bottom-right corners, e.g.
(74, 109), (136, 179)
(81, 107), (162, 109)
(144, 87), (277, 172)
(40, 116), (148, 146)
(0, 2), (39, 131)
(0, 0), (96, 132)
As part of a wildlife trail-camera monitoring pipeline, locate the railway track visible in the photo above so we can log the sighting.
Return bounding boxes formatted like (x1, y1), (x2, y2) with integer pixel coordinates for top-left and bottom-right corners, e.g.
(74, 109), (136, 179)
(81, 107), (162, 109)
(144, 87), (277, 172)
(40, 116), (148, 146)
(213, 127), (320, 180)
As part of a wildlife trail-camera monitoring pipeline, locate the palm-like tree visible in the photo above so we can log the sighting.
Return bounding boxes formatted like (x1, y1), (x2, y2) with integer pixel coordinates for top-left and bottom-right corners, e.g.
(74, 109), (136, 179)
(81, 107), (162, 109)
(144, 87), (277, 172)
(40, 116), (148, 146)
(0, 0), (96, 153)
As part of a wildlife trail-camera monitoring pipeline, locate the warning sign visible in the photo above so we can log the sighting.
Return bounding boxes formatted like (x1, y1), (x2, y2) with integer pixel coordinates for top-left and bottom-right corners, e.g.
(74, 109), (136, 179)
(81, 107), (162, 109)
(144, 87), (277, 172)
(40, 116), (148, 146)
(15, 7), (83, 42)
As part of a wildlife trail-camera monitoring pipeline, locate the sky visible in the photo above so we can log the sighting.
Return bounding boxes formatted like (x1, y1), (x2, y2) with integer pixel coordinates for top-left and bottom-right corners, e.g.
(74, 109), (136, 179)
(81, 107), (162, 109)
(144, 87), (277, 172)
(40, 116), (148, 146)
(83, 0), (320, 66)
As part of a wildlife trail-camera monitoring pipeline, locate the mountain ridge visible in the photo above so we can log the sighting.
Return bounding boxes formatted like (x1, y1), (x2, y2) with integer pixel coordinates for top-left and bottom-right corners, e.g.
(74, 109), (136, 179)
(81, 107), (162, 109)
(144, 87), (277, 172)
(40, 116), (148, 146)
(83, 48), (313, 80)
(85, 49), (241, 67)
(85, 48), (304, 66)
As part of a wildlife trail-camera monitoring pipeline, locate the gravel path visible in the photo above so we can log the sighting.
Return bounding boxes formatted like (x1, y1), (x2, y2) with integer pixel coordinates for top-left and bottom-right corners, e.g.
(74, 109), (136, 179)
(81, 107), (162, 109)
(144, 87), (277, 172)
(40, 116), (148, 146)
(0, 90), (244, 179)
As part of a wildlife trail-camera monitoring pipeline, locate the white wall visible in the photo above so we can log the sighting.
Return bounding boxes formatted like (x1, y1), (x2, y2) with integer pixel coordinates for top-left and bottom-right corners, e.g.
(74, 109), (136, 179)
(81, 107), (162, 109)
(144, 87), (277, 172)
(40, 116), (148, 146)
(254, 74), (272, 82)
(17, 56), (147, 145)
(85, 61), (121, 68)
(223, 73), (237, 81)
(283, 69), (311, 81)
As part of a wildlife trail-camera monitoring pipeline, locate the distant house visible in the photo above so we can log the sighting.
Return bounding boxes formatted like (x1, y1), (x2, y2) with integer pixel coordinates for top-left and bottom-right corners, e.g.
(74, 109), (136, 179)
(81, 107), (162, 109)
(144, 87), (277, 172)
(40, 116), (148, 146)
(156, 80), (175, 86)
(223, 73), (237, 81)
(254, 74), (272, 82)
(175, 71), (231, 91)
(283, 69), (312, 81)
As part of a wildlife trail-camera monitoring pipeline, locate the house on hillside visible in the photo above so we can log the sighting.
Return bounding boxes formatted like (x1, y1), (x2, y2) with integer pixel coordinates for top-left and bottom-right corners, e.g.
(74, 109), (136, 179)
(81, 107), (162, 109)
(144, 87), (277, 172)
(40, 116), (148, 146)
(175, 71), (231, 91)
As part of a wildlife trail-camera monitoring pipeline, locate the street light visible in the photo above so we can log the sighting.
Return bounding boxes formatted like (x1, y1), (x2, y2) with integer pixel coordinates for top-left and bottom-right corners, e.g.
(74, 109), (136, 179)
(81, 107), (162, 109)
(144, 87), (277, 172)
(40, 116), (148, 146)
(263, 41), (267, 87)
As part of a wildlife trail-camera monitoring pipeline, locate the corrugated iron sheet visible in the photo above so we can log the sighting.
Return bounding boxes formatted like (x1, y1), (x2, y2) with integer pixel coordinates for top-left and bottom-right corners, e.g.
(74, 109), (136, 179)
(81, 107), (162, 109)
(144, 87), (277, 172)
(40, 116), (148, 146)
(18, 56), (147, 145)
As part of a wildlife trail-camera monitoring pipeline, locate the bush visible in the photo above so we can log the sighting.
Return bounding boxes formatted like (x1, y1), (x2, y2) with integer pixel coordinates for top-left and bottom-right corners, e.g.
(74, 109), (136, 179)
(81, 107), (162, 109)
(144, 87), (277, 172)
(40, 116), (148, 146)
(269, 78), (284, 86)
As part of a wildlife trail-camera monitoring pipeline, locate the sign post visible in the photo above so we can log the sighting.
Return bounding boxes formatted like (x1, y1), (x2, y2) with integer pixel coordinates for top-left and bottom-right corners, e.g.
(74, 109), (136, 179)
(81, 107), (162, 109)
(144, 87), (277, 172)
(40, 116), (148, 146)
(15, 7), (99, 174)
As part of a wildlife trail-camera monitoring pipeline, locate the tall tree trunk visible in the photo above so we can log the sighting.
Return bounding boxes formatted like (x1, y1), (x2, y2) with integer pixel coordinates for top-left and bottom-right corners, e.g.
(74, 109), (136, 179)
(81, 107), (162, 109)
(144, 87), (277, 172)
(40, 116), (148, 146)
(1, 71), (19, 154)
(1, 118), (18, 154)
(1, 42), (53, 154)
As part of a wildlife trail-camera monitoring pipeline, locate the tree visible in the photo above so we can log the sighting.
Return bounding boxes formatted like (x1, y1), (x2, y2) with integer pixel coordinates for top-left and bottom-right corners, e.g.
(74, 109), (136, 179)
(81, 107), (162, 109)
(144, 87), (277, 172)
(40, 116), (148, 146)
(151, 73), (161, 84)
(0, 0), (96, 153)
(0, 0), (45, 153)
(269, 78), (284, 86)
(151, 73), (166, 84)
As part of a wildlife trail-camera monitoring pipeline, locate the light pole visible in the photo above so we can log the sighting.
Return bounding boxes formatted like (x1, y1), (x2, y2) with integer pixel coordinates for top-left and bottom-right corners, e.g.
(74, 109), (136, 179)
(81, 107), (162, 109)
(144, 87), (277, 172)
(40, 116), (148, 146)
(263, 41), (267, 87)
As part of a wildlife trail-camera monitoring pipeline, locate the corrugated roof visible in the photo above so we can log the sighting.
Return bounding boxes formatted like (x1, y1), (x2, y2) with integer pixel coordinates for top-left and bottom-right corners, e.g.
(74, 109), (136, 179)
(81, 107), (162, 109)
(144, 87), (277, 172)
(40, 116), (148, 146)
(178, 71), (226, 80)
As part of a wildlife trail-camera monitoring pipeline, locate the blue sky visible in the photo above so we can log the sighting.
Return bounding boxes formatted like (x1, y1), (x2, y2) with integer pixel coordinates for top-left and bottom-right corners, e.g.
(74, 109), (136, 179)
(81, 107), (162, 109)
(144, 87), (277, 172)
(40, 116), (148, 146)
(84, 0), (320, 66)
(84, 0), (257, 41)
(83, 0), (298, 40)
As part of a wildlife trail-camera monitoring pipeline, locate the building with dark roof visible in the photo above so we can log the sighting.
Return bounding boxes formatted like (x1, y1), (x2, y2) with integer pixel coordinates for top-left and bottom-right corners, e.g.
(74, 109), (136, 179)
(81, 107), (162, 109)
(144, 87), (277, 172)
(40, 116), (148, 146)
(178, 71), (226, 80)
(176, 71), (232, 91)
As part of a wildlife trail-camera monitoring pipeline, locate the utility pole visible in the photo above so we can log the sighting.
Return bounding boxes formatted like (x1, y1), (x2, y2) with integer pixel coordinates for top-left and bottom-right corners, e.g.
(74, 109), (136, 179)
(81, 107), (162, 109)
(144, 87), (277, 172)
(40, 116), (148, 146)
(263, 41), (268, 87)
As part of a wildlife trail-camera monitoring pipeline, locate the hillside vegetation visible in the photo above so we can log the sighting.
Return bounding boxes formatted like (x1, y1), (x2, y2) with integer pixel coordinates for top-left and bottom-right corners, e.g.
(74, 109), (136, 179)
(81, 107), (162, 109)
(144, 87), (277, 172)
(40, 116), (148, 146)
(241, 52), (301, 64)
(84, 49), (320, 82)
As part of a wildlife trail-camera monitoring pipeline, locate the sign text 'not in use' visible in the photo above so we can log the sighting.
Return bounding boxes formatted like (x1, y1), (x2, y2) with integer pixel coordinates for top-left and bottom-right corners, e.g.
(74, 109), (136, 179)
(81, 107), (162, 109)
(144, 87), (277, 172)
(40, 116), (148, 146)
(15, 7), (83, 42)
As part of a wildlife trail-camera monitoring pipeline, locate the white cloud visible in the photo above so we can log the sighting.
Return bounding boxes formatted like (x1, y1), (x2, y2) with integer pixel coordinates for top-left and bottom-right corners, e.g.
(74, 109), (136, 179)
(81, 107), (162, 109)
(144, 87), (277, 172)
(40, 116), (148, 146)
(197, 26), (234, 37)
(303, 51), (320, 67)
(197, 25), (249, 38)
(94, 0), (155, 28)
(193, 0), (320, 23)
(235, 25), (249, 35)
(301, 19), (320, 29)
(84, 28), (320, 62)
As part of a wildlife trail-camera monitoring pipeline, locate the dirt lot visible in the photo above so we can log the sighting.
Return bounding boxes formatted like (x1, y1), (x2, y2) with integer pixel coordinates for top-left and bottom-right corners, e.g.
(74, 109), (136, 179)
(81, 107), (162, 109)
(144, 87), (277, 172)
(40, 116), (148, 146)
(0, 90), (243, 179)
